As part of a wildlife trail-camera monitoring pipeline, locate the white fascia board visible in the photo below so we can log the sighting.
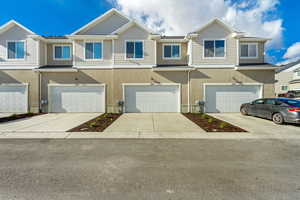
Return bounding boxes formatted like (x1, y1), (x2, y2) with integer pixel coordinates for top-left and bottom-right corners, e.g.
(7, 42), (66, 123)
(235, 66), (279, 70)
(158, 39), (188, 43)
(113, 64), (154, 69)
(0, 20), (36, 35)
(194, 64), (236, 69)
(0, 65), (39, 70)
(67, 35), (118, 40)
(239, 38), (271, 42)
(74, 65), (113, 69)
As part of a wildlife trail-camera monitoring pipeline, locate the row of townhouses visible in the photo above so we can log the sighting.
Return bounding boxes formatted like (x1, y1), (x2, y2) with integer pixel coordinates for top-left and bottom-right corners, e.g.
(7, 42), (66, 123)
(0, 9), (277, 114)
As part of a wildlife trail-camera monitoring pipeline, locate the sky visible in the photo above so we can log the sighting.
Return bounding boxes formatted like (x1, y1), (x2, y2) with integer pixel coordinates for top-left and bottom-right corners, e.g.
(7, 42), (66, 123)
(0, 0), (299, 65)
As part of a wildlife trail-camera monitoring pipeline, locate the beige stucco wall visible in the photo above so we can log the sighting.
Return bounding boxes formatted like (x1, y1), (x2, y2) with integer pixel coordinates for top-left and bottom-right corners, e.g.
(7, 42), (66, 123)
(239, 41), (265, 64)
(156, 42), (188, 66)
(39, 68), (275, 113)
(46, 43), (73, 66)
(0, 25), (38, 67)
(114, 25), (155, 66)
(190, 69), (275, 106)
(0, 70), (39, 112)
(74, 40), (113, 66)
(191, 22), (237, 65)
(289, 83), (300, 91)
(275, 71), (293, 95)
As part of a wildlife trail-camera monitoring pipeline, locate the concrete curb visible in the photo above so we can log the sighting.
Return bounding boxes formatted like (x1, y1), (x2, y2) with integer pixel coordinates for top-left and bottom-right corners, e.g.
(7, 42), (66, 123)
(0, 131), (300, 139)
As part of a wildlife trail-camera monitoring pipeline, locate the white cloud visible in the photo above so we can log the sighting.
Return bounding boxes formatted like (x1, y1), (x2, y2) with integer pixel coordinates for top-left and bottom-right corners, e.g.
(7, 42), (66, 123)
(283, 42), (300, 59)
(276, 42), (300, 65)
(108, 0), (283, 49)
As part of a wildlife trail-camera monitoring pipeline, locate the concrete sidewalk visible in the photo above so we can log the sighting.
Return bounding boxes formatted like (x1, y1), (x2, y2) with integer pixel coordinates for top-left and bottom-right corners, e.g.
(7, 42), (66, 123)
(0, 131), (300, 139)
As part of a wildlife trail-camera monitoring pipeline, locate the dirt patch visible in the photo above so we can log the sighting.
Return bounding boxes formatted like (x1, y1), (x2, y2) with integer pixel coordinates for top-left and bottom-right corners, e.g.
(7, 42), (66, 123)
(183, 113), (247, 132)
(68, 113), (122, 132)
(0, 113), (44, 123)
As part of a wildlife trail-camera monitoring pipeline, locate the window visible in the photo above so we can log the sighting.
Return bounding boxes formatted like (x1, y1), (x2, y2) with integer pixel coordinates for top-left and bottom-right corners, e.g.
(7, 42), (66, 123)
(163, 44), (181, 59)
(253, 99), (264, 104)
(265, 99), (276, 105)
(281, 85), (288, 91)
(85, 42), (102, 60)
(54, 45), (71, 60)
(7, 41), (25, 59)
(297, 71), (300, 76)
(204, 40), (225, 58)
(126, 41), (144, 59)
(240, 43), (258, 58)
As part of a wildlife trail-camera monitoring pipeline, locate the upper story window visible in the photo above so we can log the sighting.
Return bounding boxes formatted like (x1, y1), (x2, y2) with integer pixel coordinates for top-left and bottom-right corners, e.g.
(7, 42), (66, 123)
(163, 44), (181, 59)
(204, 40), (225, 58)
(7, 41), (25, 60)
(281, 85), (288, 91)
(126, 41), (144, 59)
(240, 43), (258, 58)
(85, 42), (103, 60)
(54, 45), (71, 60)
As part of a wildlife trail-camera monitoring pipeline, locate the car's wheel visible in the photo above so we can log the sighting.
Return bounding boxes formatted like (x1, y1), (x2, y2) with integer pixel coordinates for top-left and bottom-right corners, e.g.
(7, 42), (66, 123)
(240, 107), (248, 116)
(272, 113), (284, 125)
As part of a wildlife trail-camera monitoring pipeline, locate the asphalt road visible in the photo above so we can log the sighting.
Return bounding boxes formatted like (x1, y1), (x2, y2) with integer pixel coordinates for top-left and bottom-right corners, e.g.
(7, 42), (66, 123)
(0, 139), (299, 200)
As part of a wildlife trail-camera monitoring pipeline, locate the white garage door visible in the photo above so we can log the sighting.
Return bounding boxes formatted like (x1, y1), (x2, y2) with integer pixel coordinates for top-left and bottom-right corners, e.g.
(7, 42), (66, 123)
(124, 85), (180, 113)
(49, 85), (105, 113)
(205, 84), (262, 113)
(0, 84), (28, 113)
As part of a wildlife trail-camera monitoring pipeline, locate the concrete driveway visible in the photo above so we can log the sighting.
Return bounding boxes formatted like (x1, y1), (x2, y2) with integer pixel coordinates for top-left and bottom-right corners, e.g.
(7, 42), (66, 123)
(211, 113), (300, 135)
(0, 113), (102, 132)
(105, 113), (205, 132)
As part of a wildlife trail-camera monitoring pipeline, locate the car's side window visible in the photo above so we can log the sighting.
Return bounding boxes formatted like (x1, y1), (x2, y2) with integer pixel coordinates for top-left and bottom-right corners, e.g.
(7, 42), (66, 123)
(265, 99), (276, 105)
(254, 99), (264, 105)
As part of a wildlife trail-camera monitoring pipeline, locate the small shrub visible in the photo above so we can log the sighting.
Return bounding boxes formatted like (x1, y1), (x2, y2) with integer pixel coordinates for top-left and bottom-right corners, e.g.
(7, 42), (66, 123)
(219, 122), (228, 129)
(207, 118), (214, 123)
(201, 114), (207, 119)
(11, 114), (17, 118)
(89, 122), (98, 128)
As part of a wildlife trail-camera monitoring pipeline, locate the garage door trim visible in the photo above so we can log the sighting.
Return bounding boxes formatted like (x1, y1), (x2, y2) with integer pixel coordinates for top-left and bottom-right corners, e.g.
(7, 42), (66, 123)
(48, 84), (106, 113)
(203, 83), (263, 113)
(122, 83), (181, 113)
(0, 83), (29, 113)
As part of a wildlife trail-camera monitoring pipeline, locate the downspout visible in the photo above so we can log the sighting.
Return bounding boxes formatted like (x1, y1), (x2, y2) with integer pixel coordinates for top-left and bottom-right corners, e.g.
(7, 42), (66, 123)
(39, 71), (42, 113)
(188, 70), (190, 113)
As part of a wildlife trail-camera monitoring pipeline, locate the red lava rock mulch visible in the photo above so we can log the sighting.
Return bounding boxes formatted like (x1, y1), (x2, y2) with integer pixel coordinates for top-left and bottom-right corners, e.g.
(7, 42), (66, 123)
(68, 113), (122, 132)
(183, 113), (247, 132)
(0, 113), (44, 123)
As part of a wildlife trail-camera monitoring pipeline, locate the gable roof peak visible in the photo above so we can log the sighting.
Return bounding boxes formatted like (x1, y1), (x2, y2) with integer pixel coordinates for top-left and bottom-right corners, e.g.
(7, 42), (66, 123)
(0, 20), (36, 35)
(71, 8), (132, 35)
(190, 18), (239, 35)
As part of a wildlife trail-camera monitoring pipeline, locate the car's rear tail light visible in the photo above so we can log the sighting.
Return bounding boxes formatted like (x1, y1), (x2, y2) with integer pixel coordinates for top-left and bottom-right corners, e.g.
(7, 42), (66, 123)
(288, 108), (300, 112)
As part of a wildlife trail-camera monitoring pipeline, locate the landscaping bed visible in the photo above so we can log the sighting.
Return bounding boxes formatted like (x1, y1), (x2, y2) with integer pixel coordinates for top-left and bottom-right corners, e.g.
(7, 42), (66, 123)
(0, 113), (44, 123)
(68, 113), (122, 132)
(183, 113), (247, 132)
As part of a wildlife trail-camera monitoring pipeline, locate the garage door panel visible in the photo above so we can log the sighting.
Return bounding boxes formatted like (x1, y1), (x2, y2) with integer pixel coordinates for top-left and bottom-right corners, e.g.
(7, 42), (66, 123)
(125, 85), (180, 113)
(0, 85), (28, 113)
(49, 86), (105, 113)
(205, 85), (261, 113)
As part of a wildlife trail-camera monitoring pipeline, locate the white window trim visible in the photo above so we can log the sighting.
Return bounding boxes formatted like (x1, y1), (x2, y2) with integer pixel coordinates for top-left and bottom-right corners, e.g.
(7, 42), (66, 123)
(240, 43), (258, 59)
(84, 40), (104, 61)
(203, 39), (226, 59)
(124, 40), (145, 60)
(6, 40), (26, 61)
(53, 44), (72, 61)
(162, 43), (181, 60)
